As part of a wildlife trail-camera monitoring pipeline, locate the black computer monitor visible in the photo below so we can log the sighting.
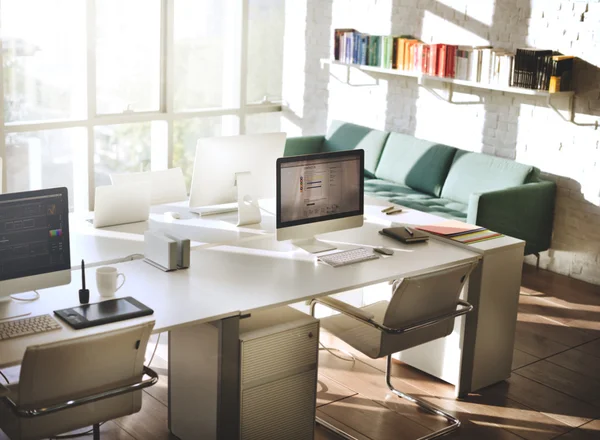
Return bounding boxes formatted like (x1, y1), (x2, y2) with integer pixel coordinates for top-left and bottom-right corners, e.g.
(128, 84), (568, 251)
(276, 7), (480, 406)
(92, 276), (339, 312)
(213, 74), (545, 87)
(276, 150), (364, 253)
(0, 187), (71, 305)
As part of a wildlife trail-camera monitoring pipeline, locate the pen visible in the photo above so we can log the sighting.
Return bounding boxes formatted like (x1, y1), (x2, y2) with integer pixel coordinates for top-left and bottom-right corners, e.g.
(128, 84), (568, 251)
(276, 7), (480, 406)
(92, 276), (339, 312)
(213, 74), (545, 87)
(81, 259), (86, 290)
(381, 206), (395, 213)
(404, 226), (414, 236)
(79, 259), (89, 304)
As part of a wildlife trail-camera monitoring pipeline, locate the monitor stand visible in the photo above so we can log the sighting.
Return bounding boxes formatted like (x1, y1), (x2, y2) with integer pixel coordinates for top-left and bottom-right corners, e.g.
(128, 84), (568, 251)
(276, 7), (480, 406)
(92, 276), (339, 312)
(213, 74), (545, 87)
(0, 297), (31, 321)
(292, 238), (337, 254)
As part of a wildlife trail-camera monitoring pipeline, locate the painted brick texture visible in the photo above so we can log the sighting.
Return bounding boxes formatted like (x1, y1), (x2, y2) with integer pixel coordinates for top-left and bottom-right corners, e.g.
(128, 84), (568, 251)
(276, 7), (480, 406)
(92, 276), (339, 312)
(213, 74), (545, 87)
(283, 0), (600, 284)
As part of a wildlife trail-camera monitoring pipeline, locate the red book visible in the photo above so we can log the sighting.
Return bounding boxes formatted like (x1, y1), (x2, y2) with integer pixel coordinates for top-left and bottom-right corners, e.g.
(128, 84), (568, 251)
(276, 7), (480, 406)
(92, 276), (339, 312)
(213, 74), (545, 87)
(428, 45), (439, 76)
(437, 44), (447, 77)
(446, 45), (457, 78)
(421, 45), (430, 73)
(414, 43), (423, 72)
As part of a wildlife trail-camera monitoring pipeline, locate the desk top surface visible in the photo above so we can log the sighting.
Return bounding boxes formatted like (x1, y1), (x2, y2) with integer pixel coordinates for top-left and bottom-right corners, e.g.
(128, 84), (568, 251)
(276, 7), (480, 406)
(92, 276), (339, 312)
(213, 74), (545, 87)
(1, 197), (520, 367)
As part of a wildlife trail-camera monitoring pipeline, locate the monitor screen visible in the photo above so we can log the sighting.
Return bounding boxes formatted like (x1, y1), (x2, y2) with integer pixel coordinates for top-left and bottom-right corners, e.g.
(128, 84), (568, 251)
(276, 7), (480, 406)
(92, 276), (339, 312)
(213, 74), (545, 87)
(276, 150), (364, 229)
(0, 188), (71, 282)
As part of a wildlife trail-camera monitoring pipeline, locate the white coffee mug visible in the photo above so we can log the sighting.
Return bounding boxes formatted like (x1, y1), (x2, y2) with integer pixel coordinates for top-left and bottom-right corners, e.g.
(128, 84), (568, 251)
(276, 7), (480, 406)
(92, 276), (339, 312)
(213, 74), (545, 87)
(96, 266), (126, 298)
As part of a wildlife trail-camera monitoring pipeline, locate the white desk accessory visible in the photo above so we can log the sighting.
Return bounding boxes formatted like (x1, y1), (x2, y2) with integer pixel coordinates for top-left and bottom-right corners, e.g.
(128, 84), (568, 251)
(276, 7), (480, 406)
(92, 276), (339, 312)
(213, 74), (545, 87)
(164, 233), (191, 269)
(96, 266), (126, 297)
(143, 231), (178, 271)
(110, 167), (188, 205)
(236, 172), (262, 226)
(93, 183), (151, 228)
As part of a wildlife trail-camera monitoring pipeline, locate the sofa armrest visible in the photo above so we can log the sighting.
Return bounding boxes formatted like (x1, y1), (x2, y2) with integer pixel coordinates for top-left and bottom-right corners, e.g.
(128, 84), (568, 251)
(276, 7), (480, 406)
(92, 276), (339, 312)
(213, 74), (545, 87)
(284, 136), (325, 157)
(467, 180), (556, 255)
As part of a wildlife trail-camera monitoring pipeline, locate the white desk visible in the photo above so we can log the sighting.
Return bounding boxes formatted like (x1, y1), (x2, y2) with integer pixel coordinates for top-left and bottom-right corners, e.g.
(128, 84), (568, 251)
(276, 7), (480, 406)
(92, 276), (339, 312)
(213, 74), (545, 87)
(1, 198), (524, 439)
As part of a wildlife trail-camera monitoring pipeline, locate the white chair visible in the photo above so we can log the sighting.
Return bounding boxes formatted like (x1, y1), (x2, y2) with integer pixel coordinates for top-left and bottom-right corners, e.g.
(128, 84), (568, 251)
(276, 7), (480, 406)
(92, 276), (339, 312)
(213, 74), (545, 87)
(110, 167), (188, 205)
(311, 262), (477, 440)
(0, 321), (158, 440)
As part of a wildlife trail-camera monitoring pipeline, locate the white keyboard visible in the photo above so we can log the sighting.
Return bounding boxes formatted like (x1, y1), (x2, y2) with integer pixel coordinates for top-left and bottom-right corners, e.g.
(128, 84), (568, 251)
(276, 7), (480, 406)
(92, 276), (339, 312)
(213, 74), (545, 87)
(190, 203), (239, 216)
(0, 314), (62, 341)
(318, 248), (380, 268)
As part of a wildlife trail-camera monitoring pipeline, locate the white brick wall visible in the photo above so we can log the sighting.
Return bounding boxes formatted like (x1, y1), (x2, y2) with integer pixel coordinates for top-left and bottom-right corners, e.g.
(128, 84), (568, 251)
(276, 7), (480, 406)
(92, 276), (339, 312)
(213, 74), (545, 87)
(283, 0), (600, 285)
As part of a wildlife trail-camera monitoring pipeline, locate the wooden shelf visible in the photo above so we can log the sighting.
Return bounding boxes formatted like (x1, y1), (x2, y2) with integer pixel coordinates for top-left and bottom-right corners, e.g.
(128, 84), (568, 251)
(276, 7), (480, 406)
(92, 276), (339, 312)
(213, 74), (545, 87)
(322, 59), (575, 98)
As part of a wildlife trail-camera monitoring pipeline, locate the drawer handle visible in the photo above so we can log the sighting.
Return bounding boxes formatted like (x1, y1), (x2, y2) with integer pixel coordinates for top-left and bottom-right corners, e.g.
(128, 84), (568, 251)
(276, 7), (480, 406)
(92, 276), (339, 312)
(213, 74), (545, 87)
(308, 332), (314, 339)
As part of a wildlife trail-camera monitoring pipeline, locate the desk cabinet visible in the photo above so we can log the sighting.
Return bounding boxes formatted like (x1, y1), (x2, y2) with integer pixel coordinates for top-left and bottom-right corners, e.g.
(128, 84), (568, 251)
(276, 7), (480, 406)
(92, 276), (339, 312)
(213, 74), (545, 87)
(170, 307), (319, 440)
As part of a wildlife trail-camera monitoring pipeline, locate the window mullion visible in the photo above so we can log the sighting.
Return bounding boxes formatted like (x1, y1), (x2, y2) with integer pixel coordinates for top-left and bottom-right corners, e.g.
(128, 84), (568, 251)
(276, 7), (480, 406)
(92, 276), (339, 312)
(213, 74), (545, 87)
(239, 0), (249, 134)
(85, 0), (98, 212)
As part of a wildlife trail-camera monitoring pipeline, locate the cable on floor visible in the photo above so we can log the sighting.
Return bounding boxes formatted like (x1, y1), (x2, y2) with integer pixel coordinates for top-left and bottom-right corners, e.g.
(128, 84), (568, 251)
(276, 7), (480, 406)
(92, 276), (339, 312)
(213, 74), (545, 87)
(319, 341), (356, 363)
(147, 332), (161, 367)
(0, 370), (9, 384)
(51, 423), (105, 439)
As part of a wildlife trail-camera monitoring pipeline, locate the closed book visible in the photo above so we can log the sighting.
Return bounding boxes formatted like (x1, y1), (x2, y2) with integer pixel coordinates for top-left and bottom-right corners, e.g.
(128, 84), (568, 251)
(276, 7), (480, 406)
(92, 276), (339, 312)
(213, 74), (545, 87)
(445, 45), (457, 78)
(421, 45), (430, 73)
(437, 44), (447, 76)
(480, 48), (493, 83)
(380, 226), (429, 244)
(451, 229), (503, 244)
(334, 28), (356, 61)
(394, 37), (406, 69)
(416, 220), (484, 237)
(403, 39), (418, 70)
(428, 44), (439, 76)
(455, 46), (472, 80)
(359, 34), (368, 65)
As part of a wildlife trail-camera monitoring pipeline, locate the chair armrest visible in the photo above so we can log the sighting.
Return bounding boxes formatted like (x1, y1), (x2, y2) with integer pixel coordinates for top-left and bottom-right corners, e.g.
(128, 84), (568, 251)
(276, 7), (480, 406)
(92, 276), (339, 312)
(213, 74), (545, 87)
(467, 180), (556, 255)
(312, 297), (375, 322)
(6, 366), (159, 418)
(284, 136), (325, 157)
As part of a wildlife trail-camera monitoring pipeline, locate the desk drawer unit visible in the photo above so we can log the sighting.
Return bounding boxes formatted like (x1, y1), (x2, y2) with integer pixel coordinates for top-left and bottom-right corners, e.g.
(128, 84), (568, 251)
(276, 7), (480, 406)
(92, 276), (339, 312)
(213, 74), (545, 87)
(239, 307), (319, 440)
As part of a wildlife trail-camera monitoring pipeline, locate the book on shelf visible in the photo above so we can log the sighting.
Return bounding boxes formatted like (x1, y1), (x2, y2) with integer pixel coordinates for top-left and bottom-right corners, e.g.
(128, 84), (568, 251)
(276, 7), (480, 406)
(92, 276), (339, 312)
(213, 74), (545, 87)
(550, 55), (574, 92)
(332, 29), (575, 92)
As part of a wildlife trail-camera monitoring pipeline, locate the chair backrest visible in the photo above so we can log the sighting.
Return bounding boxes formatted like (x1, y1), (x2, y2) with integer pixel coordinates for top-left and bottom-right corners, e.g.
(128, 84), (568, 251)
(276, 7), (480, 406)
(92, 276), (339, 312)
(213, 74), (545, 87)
(383, 262), (477, 330)
(17, 321), (154, 408)
(111, 167), (188, 205)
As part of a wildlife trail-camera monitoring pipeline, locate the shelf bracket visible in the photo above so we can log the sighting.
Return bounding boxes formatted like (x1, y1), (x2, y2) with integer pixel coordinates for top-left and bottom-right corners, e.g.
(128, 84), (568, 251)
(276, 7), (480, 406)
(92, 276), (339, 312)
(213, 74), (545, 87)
(323, 62), (379, 87)
(547, 94), (597, 128)
(418, 79), (482, 105)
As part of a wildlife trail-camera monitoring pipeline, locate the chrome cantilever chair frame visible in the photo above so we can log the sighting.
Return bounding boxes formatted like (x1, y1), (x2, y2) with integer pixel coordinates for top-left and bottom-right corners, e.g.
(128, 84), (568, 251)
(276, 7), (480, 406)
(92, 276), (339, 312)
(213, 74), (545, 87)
(3, 366), (159, 440)
(310, 297), (473, 440)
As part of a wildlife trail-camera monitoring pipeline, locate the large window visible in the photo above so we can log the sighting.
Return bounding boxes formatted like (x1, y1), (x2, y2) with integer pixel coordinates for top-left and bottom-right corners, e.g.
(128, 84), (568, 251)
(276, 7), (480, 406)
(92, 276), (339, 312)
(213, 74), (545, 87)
(1, 0), (285, 211)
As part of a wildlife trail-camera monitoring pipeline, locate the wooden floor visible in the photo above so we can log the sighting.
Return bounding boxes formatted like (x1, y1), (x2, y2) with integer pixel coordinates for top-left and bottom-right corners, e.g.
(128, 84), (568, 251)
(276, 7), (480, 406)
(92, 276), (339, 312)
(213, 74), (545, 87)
(2, 264), (600, 439)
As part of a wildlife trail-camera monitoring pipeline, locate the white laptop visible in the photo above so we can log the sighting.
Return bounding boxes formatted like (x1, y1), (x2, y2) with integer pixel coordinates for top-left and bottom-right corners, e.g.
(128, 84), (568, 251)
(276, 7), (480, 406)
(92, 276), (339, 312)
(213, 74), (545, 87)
(93, 183), (151, 228)
(110, 167), (188, 205)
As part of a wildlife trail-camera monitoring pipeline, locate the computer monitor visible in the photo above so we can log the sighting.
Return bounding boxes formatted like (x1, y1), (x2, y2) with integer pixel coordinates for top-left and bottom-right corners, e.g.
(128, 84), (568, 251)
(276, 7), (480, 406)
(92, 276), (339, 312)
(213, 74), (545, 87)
(0, 188), (71, 319)
(188, 132), (287, 211)
(276, 150), (364, 253)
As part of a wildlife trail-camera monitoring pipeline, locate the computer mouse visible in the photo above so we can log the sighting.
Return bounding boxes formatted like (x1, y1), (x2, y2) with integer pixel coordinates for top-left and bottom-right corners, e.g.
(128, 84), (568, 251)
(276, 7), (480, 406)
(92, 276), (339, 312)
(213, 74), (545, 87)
(374, 247), (394, 256)
(164, 211), (181, 220)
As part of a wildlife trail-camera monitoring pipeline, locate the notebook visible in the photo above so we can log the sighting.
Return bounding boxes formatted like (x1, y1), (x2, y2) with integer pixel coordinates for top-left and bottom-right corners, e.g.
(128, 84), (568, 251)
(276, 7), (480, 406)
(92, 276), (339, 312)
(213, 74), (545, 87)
(379, 226), (429, 244)
(416, 219), (484, 237)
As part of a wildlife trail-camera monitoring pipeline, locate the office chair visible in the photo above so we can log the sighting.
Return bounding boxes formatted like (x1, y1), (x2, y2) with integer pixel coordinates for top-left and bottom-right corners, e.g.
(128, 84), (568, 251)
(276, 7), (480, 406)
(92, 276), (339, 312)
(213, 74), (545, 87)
(0, 321), (158, 440)
(311, 262), (477, 440)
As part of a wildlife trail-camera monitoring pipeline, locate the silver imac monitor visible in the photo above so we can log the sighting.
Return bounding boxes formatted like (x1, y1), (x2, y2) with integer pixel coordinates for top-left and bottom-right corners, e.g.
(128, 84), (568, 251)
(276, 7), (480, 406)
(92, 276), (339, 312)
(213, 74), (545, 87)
(0, 188), (72, 320)
(276, 149), (364, 253)
(188, 132), (287, 214)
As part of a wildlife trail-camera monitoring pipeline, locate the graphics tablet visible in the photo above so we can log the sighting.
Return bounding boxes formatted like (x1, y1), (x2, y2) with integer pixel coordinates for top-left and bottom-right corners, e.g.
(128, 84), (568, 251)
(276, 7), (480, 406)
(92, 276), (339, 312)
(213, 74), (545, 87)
(54, 297), (154, 330)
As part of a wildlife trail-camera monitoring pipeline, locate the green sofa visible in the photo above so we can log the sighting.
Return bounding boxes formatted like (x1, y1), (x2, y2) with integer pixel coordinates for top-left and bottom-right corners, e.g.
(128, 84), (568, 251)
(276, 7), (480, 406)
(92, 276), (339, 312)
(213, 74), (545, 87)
(284, 121), (556, 256)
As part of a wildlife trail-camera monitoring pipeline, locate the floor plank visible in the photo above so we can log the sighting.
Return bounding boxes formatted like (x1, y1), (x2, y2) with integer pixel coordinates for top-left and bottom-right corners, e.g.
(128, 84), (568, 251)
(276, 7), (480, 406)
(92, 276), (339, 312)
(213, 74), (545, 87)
(114, 393), (173, 440)
(512, 349), (540, 371)
(317, 374), (357, 407)
(516, 311), (596, 348)
(318, 396), (433, 440)
(554, 419), (600, 439)
(514, 360), (600, 405)
(576, 339), (600, 358)
(489, 373), (600, 427)
(316, 409), (370, 440)
(513, 320), (572, 358)
(547, 348), (600, 381)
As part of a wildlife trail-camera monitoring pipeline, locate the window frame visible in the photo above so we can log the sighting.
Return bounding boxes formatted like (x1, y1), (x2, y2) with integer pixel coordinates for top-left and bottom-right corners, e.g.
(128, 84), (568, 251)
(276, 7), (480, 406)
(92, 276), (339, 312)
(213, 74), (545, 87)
(0, 0), (282, 211)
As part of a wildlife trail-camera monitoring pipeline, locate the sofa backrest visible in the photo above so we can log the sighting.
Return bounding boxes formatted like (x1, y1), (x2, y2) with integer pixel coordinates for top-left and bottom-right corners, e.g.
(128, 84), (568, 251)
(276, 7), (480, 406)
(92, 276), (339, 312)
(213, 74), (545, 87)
(323, 121), (389, 178)
(374, 132), (458, 197)
(441, 150), (534, 203)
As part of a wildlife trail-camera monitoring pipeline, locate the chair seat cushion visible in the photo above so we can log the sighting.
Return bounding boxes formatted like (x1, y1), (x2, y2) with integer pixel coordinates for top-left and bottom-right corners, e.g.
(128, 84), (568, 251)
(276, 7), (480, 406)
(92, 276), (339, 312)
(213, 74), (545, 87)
(320, 301), (454, 359)
(365, 179), (468, 220)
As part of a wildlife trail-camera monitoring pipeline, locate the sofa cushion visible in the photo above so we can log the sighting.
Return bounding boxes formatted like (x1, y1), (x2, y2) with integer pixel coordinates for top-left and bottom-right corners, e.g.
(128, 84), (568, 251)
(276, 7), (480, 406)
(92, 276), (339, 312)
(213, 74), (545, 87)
(374, 133), (457, 197)
(441, 151), (534, 204)
(324, 121), (389, 178)
(365, 179), (467, 220)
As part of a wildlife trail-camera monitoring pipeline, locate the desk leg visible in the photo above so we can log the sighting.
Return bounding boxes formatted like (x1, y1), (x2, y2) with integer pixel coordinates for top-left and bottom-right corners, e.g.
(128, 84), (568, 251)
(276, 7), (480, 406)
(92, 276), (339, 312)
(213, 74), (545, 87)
(168, 316), (241, 440)
(397, 245), (523, 396)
